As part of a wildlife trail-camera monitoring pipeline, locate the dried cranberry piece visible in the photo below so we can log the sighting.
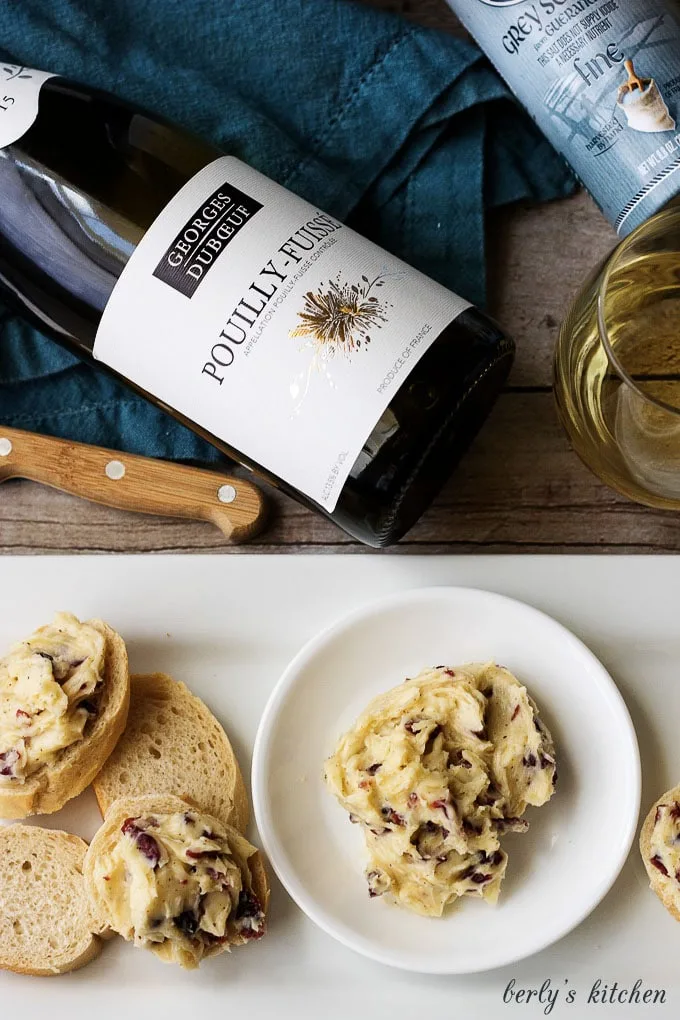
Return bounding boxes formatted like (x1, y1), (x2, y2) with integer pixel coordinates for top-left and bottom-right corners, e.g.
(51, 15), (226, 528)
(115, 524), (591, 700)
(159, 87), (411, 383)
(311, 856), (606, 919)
(235, 890), (262, 920)
(366, 871), (385, 898)
(183, 812), (195, 825)
(0, 748), (19, 776)
(175, 910), (199, 937)
(430, 798), (454, 822)
(186, 845), (221, 861)
(366, 763), (381, 775)
(136, 833), (161, 867)
(670, 803), (680, 821)
(121, 817), (141, 838)
(408, 792), (418, 807)
(470, 872), (492, 885)
(490, 850), (504, 867)
(650, 855), (669, 877)
(523, 752), (538, 768)
(404, 719), (421, 735)
(380, 807), (405, 827)
(511, 705), (520, 721)
(121, 818), (160, 866)
(15, 709), (30, 720)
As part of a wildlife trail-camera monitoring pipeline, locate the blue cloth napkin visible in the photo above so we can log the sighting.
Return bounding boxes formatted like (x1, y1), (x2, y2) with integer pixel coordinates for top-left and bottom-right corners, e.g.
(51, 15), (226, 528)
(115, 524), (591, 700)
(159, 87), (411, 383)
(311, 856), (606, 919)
(0, 0), (574, 462)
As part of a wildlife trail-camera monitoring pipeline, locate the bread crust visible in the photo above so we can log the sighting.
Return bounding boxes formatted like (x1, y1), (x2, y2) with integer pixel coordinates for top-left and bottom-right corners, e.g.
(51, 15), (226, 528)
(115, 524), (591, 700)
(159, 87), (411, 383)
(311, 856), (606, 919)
(84, 794), (269, 965)
(0, 620), (130, 819)
(640, 783), (680, 922)
(93, 673), (248, 831)
(0, 825), (103, 976)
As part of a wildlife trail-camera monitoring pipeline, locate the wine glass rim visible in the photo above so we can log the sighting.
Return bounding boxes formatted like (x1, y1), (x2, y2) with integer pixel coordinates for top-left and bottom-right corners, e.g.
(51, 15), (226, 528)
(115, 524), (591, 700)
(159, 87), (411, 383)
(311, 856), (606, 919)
(597, 222), (680, 418)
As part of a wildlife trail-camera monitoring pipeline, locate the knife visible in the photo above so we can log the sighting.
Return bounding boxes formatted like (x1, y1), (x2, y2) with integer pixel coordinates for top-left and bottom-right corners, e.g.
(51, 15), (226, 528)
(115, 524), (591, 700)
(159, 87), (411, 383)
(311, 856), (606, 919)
(0, 425), (266, 543)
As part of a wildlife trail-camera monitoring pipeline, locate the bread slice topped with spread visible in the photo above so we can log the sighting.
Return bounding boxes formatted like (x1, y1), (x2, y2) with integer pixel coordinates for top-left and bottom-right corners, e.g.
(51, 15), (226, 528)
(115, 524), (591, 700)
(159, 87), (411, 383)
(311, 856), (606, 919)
(640, 783), (680, 921)
(0, 824), (107, 975)
(0, 613), (130, 818)
(93, 672), (248, 832)
(84, 794), (268, 969)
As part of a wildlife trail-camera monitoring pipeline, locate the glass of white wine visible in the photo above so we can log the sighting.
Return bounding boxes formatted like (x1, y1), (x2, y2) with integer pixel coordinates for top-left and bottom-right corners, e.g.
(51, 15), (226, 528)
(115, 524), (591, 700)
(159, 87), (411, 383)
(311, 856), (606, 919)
(555, 203), (680, 508)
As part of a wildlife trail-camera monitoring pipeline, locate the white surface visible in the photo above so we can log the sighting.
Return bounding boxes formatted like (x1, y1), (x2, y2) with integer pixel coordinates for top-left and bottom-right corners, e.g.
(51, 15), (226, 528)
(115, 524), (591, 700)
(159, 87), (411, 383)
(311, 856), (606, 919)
(0, 555), (677, 1017)
(252, 587), (640, 974)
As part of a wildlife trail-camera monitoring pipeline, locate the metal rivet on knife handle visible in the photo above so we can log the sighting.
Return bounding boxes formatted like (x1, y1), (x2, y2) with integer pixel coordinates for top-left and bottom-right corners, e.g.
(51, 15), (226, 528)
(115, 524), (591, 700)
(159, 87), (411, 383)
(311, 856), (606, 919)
(105, 460), (126, 480)
(217, 484), (237, 504)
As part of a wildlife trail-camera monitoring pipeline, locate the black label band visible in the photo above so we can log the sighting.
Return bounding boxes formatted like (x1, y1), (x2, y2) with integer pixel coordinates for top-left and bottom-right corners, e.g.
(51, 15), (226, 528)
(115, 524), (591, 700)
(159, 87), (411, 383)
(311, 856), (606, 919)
(152, 181), (262, 298)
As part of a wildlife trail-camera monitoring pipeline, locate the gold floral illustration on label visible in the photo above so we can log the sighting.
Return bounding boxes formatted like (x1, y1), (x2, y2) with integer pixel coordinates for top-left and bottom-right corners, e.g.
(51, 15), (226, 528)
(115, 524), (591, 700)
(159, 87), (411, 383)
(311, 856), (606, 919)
(290, 273), (390, 360)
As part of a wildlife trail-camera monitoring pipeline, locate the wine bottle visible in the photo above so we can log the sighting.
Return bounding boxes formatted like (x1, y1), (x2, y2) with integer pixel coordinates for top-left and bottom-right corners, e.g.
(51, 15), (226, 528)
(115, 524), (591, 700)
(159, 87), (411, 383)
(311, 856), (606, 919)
(0, 65), (514, 547)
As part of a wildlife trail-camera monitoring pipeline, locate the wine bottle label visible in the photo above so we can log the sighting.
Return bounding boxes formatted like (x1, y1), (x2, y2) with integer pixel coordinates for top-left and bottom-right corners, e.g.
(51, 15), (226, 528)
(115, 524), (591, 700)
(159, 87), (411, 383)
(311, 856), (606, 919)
(0, 64), (54, 149)
(93, 157), (469, 511)
(447, 0), (680, 235)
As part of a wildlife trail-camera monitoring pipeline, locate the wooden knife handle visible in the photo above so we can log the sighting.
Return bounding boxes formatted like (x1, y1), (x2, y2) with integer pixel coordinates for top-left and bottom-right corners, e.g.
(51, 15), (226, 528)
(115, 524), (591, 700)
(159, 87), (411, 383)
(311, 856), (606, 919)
(0, 426), (266, 543)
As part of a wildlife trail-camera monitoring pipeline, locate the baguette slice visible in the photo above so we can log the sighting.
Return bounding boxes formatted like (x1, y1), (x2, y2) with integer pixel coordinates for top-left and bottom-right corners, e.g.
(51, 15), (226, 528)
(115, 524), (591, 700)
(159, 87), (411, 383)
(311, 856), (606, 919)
(0, 620), (130, 819)
(93, 673), (248, 831)
(640, 784), (680, 922)
(84, 794), (269, 968)
(0, 824), (105, 975)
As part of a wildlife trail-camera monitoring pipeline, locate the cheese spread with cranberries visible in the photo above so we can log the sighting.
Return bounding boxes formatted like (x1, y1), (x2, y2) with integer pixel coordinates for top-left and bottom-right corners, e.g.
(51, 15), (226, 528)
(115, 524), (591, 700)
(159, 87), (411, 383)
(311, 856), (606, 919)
(0, 612), (105, 784)
(93, 809), (266, 968)
(648, 800), (680, 888)
(324, 663), (557, 916)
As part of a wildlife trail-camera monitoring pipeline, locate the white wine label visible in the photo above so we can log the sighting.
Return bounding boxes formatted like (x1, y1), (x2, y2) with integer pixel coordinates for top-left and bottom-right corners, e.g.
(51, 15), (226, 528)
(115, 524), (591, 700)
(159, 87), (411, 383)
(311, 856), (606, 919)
(0, 64), (54, 149)
(94, 157), (469, 511)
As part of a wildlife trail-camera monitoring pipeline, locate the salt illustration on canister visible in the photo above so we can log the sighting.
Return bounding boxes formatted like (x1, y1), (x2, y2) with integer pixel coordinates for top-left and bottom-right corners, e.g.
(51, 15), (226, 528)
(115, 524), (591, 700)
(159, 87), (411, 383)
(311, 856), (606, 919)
(617, 59), (675, 134)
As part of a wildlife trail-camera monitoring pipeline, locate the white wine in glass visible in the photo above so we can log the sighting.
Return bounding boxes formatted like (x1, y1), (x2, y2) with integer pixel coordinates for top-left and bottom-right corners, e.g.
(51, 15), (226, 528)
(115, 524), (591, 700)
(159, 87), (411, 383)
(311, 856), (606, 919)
(555, 203), (680, 507)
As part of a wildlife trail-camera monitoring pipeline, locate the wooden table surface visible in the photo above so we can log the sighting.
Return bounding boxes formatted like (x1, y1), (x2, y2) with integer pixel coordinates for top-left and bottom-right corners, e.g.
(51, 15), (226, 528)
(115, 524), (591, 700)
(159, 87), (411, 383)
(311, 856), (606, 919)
(2, 0), (678, 555)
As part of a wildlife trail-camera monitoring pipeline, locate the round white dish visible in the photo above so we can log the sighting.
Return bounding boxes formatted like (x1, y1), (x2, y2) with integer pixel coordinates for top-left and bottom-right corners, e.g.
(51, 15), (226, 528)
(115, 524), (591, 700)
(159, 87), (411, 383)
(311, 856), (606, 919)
(252, 586), (641, 974)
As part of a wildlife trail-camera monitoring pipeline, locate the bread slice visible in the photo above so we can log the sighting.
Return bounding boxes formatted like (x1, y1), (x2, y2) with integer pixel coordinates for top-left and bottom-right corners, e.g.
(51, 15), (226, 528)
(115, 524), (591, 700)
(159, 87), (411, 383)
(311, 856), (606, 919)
(0, 620), (130, 819)
(0, 824), (105, 975)
(640, 784), (680, 922)
(93, 673), (248, 832)
(83, 794), (269, 968)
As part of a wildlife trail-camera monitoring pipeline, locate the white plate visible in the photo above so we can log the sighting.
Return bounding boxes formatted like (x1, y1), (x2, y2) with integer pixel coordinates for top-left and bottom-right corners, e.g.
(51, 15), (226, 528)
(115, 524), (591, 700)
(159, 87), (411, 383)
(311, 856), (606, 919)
(252, 586), (641, 975)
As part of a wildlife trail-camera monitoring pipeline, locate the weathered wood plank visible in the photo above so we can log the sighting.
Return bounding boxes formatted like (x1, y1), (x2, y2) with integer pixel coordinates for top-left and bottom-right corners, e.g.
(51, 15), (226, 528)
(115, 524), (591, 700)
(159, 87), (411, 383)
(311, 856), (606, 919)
(2, 393), (678, 554)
